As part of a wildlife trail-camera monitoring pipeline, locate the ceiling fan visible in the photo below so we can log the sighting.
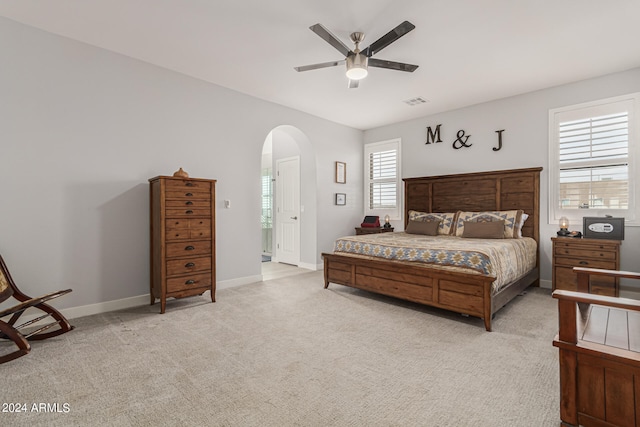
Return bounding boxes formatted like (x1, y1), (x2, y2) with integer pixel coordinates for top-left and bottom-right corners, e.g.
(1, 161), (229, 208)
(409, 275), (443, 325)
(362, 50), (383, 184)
(294, 21), (418, 88)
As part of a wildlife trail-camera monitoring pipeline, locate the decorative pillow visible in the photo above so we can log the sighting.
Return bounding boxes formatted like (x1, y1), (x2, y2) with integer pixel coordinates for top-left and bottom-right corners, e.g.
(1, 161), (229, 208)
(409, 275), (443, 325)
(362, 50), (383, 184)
(462, 220), (505, 239)
(407, 210), (458, 235)
(516, 213), (529, 238)
(405, 220), (441, 236)
(454, 210), (523, 238)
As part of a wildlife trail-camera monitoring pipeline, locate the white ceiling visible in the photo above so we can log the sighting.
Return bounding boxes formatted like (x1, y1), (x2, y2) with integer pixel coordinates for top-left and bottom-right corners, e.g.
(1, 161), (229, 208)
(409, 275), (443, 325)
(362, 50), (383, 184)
(2, 0), (640, 130)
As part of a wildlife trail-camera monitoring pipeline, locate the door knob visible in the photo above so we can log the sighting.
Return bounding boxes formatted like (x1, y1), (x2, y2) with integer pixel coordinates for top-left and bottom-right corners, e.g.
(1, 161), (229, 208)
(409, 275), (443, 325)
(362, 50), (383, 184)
(291, 216), (298, 220)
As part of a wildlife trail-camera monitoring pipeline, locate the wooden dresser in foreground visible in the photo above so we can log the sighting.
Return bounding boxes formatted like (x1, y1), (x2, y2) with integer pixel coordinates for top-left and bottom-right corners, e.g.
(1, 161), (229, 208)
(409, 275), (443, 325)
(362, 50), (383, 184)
(149, 175), (216, 313)
(551, 237), (621, 296)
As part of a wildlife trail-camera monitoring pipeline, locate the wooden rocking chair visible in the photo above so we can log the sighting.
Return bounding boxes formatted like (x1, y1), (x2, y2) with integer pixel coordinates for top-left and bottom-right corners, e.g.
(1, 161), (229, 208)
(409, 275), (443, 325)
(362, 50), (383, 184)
(0, 254), (74, 364)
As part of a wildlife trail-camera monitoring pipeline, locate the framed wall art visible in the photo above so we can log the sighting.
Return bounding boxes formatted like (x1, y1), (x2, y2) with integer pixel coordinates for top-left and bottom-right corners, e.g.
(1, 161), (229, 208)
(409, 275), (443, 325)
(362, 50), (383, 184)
(335, 161), (346, 184)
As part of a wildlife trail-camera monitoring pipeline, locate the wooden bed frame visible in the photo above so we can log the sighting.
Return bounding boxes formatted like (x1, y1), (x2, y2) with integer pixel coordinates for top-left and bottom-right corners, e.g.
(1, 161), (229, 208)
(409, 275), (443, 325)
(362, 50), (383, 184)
(322, 167), (542, 331)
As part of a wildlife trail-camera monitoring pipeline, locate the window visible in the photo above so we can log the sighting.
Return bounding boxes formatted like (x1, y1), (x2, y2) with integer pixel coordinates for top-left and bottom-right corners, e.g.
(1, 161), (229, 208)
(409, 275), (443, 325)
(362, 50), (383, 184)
(364, 139), (401, 220)
(261, 167), (273, 230)
(549, 93), (639, 225)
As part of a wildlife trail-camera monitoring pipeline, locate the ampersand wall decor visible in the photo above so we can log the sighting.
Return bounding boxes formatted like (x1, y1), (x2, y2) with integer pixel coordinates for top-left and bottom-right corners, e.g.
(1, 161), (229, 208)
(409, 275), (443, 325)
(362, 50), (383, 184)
(452, 130), (472, 149)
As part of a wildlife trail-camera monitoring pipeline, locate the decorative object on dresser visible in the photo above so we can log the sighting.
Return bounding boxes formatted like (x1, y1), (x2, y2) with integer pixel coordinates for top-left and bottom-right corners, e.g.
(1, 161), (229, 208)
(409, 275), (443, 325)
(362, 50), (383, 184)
(323, 167), (542, 331)
(551, 237), (621, 297)
(172, 167), (189, 178)
(557, 216), (581, 238)
(557, 216), (570, 236)
(553, 267), (640, 427)
(149, 173), (216, 313)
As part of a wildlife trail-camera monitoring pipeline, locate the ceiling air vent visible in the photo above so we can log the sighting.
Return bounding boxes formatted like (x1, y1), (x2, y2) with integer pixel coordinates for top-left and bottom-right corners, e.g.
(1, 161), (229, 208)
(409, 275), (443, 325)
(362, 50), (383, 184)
(403, 97), (428, 106)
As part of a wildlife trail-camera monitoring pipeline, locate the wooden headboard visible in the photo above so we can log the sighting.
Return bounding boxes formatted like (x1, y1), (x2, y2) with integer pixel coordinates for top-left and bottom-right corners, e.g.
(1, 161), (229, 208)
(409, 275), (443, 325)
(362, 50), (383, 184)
(403, 167), (542, 244)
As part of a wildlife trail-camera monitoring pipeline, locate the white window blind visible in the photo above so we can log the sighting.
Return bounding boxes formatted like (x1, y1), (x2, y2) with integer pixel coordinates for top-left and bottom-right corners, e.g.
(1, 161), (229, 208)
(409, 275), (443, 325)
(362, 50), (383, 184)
(558, 112), (629, 210)
(364, 139), (401, 219)
(369, 149), (397, 209)
(549, 93), (639, 225)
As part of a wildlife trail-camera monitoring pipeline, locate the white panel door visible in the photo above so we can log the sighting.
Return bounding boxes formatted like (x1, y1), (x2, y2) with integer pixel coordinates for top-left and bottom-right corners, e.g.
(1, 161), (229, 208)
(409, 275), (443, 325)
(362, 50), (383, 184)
(275, 156), (300, 265)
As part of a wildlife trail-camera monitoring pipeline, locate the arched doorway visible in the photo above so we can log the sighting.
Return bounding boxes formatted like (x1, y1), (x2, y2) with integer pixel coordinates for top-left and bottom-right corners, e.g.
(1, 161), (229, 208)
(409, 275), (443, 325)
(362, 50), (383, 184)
(261, 125), (318, 276)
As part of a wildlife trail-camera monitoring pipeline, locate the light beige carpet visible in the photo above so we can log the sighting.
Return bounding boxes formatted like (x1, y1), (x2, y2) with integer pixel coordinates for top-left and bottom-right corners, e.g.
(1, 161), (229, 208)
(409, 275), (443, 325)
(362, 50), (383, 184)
(1, 270), (560, 426)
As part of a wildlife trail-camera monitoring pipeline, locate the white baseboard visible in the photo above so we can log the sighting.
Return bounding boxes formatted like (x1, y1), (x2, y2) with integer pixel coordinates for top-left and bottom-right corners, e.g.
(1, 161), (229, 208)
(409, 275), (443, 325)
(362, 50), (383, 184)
(55, 294), (150, 321)
(49, 274), (263, 321)
(217, 274), (263, 290)
(539, 279), (552, 289)
(297, 262), (318, 271)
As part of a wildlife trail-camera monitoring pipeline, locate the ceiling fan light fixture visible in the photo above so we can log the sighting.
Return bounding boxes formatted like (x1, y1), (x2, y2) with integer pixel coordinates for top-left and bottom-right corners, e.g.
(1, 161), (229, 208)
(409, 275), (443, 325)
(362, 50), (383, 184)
(346, 53), (368, 80)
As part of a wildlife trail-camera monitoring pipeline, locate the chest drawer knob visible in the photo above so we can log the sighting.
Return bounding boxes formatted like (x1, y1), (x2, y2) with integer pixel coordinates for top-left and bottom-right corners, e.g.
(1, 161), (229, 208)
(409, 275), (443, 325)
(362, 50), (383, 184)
(185, 210), (193, 214)
(185, 201), (193, 206)
(185, 262), (195, 267)
(185, 192), (193, 197)
(185, 182), (194, 187)
(579, 261), (588, 265)
(185, 279), (195, 285)
(185, 245), (195, 251)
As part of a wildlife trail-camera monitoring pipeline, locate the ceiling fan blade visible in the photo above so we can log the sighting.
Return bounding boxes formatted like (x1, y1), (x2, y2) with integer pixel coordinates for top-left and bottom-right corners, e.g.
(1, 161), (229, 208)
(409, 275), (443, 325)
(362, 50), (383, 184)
(348, 79), (359, 89)
(363, 21), (415, 57)
(369, 58), (418, 72)
(294, 59), (345, 72)
(309, 23), (353, 57)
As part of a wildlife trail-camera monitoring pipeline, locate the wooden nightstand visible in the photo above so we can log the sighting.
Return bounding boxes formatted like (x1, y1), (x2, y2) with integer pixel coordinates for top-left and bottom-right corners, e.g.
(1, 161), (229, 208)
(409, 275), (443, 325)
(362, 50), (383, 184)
(551, 237), (621, 296)
(355, 227), (394, 235)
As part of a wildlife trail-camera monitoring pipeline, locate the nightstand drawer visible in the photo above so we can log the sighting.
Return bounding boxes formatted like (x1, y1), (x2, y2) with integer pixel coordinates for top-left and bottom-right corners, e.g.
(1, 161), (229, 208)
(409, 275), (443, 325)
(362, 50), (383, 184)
(554, 240), (617, 251)
(553, 257), (615, 269)
(553, 246), (617, 260)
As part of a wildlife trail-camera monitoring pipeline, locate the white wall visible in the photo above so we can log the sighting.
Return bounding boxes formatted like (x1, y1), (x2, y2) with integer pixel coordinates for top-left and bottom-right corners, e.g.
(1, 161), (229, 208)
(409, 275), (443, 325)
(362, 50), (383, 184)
(364, 67), (640, 296)
(0, 18), (363, 312)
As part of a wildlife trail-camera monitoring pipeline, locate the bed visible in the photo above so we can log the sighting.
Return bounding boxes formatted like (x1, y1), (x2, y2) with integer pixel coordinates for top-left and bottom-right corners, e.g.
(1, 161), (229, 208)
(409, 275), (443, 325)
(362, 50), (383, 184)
(322, 167), (542, 331)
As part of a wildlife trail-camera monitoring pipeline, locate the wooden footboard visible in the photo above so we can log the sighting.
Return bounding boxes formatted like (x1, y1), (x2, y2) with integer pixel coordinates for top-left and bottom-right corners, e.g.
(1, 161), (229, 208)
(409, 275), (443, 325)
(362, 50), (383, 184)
(323, 253), (538, 331)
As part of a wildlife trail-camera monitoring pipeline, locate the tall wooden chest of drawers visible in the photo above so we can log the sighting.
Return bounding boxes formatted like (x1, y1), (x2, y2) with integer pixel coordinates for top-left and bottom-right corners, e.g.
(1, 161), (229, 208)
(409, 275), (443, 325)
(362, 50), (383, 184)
(149, 175), (216, 313)
(551, 237), (621, 297)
